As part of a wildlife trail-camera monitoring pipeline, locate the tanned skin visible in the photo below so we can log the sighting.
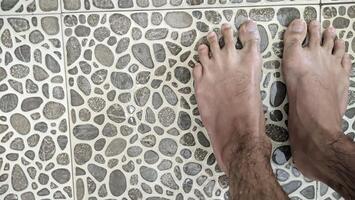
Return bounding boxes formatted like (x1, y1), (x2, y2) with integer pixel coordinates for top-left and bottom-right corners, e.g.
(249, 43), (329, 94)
(193, 19), (355, 199)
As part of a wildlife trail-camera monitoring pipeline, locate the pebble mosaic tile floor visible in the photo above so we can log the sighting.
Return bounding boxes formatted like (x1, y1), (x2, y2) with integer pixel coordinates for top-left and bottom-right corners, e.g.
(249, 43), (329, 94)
(0, 0), (354, 200)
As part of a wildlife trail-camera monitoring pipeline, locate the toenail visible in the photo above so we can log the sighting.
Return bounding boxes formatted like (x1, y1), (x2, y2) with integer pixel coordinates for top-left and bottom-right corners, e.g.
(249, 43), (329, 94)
(328, 26), (336, 34)
(222, 23), (231, 29)
(290, 20), (305, 32)
(198, 45), (207, 51)
(245, 20), (257, 32)
(208, 32), (216, 39)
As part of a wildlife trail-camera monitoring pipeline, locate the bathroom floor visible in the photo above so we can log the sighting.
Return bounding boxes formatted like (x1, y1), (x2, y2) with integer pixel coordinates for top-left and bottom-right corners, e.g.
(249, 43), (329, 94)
(0, 0), (354, 199)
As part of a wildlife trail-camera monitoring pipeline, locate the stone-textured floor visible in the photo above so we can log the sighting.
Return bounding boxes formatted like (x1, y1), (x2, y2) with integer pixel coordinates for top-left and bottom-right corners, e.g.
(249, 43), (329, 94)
(0, 0), (353, 200)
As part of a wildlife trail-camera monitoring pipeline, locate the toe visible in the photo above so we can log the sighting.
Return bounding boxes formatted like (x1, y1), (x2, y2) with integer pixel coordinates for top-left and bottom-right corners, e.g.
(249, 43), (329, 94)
(193, 63), (203, 81)
(198, 44), (210, 65)
(308, 20), (321, 48)
(284, 19), (307, 49)
(221, 23), (235, 51)
(342, 53), (352, 75)
(239, 20), (260, 53)
(322, 26), (336, 53)
(333, 39), (346, 59)
(207, 32), (220, 58)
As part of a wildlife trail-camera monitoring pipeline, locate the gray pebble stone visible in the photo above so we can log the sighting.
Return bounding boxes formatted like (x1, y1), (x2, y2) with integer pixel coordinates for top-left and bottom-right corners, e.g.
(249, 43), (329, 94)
(41, 17), (59, 35)
(38, 136), (55, 161)
(131, 13), (148, 28)
(0, 93), (18, 113)
(140, 166), (158, 182)
(10, 113), (30, 135)
(105, 138), (127, 157)
(88, 164), (107, 182)
(144, 150), (159, 164)
(158, 159), (172, 170)
(151, 12), (163, 25)
(107, 104), (126, 123)
(333, 17), (350, 29)
(134, 87), (150, 106)
(159, 138), (177, 156)
(8, 18), (30, 32)
(109, 169), (126, 197)
(277, 7), (301, 26)
(66, 37), (81, 66)
(39, 0), (58, 11)
(183, 162), (202, 176)
(282, 181), (302, 194)
(164, 12), (193, 28)
(93, 0), (114, 8)
(95, 44), (114, 67)
(132, 43), (154, 69)
(11, 164), (28, 191)
(29, 30), (44, 44)
(15, 45), (31, 62)
(270, 81), (286, 107)
(73, 124), (99, 140)
(74, 143), (92, 165)
(91, 69), (108, 85)
(116, 37), (130, 54)
(250, 8), (275, 22)
(145, 28), (168, 40)
(158, 107), (176, 127)
(109, 14), (131, 35)
(51, 168), (70, 184)
(111, 72), (133, 90)
(161, 173), (179, 190)
(205, 11), (222, 24)
(88, 97), (106, 112)
(103, 123), (118, 137)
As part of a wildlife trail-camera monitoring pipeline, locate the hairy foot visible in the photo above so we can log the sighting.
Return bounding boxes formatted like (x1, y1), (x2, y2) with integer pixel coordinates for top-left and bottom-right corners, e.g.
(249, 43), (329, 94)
(282, 19), (352, 179)
(193, 21), (270, 174)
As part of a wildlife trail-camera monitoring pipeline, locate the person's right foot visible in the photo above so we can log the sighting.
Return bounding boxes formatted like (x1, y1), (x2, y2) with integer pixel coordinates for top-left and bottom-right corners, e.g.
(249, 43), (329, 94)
(282, 19), (352, 179)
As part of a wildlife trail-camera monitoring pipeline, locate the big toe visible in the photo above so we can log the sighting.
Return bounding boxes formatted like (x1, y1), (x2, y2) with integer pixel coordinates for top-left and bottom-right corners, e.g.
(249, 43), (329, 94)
(284, 19), (307, 49)
(239, 20), (260, 53)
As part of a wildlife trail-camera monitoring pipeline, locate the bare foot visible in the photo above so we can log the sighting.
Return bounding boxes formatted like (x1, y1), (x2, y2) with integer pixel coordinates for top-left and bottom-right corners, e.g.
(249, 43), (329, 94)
(282, 19), (352, 179)
(193, 21), (270, 174)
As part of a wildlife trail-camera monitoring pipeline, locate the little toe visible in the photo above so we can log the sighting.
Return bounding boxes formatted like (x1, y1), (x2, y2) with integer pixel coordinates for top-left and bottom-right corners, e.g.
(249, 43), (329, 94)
(322, 26), (336, 53)
(198, 44), (210, 65)
(333, 39), (346, 59)
(308, 20), (321, 48)
(221, 23), (235, 51)
(207, 32), (220, 58)
(342, 53), (352, 75)
(284, 19), (307, 49)
(239, 20), (260, 53)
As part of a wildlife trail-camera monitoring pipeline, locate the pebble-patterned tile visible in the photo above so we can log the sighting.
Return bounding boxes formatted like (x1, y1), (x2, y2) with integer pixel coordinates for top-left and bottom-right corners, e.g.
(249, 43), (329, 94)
(0, 15), (73, 199)
(61, 0), (319, 12)
(63, 6), (319, 199)
(0, 0), (60, 15)
(318, 4), (355, 200)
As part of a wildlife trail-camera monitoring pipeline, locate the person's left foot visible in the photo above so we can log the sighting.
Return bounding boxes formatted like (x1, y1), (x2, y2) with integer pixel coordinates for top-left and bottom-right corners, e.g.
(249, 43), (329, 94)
(193, 21), (270, 174)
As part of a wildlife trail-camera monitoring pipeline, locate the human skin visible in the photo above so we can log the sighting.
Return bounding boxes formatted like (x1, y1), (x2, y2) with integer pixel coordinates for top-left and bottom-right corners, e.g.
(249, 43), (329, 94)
(193, 19), (355, 199)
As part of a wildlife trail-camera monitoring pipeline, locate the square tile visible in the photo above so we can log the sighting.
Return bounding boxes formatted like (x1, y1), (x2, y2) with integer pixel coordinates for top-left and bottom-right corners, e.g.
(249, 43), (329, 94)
(0, 0), (60, 15)
(61, 0), (319, 12)
(0, 15), (73, 199)
(63, 6), (319, 199)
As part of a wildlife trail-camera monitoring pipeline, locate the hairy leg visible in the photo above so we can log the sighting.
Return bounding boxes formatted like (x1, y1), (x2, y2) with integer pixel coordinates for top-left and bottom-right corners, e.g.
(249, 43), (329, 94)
(282, 19), (355, 199)
(193, 21), (288, 200)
